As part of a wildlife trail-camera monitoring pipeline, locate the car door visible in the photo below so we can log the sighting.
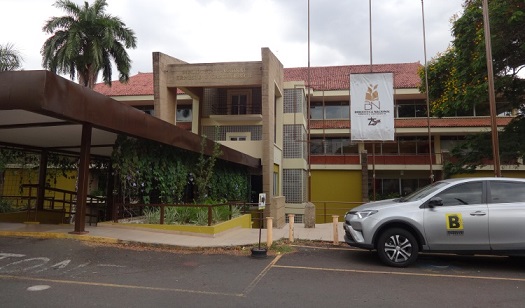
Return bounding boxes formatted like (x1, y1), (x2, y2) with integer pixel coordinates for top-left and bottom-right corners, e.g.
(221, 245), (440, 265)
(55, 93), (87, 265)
(487, 180), (525, 250)
(423, 181), (489, 251)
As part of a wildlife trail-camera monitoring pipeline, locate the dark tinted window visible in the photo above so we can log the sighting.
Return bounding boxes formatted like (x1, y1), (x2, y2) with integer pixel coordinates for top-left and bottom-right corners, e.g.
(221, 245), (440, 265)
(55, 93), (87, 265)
(489, 181), (525, 204)
(435, 182), (483, 206)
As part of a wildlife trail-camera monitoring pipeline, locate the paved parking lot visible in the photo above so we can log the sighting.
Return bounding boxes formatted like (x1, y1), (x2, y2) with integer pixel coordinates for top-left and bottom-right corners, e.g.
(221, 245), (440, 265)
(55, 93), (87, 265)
(1, 237), (525, 307)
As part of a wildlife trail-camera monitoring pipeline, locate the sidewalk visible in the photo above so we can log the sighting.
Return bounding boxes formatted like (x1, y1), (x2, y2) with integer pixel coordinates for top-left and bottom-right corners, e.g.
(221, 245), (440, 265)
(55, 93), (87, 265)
(0, 221), (346, 248)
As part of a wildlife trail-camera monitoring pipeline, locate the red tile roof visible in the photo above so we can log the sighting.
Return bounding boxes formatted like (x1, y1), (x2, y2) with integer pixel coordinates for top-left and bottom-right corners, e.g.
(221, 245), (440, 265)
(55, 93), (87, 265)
(285, 62), (422, 90)
(94, 72), (155, 96)
(310, 117), (513, 129)
(94, 62), (422, 96)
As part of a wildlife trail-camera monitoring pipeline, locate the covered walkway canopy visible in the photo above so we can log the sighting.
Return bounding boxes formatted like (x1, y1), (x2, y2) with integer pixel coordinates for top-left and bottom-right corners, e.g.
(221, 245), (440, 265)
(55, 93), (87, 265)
(0, 70), (260, 233)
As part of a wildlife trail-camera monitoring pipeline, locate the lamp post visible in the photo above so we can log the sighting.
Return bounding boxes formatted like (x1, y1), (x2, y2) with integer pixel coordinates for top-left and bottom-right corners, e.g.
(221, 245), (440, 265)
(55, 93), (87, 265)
(421, 0), (434, 183)
(482, 0), (502, 177)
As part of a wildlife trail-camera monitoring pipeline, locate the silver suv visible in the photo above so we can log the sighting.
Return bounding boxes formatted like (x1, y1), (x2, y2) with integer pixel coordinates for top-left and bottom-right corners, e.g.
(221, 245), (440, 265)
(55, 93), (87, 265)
(343, 177), (525, 267)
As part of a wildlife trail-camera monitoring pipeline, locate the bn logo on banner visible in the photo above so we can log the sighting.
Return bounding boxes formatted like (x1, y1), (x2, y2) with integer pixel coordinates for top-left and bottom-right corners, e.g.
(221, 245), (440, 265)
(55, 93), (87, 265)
(350, 73), (394, 141)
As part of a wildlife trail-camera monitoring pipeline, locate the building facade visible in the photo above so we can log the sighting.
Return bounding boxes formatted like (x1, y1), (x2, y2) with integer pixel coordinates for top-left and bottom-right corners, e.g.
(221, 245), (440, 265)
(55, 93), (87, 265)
(94, 48), (524, 222)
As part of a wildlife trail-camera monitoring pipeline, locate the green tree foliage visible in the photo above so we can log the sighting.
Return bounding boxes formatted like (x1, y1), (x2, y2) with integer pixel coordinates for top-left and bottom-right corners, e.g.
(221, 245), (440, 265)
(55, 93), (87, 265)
(194, 134), (223, 202)
(0, 43), (23, 71)
(421, 0), (525, 175)
(111, 135), (249, 205)
(41, 0), (137, 88)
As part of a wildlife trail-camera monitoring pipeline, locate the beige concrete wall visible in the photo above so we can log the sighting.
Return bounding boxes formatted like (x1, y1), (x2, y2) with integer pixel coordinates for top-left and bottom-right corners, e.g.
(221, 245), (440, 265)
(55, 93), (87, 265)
(261, 48), (284, 202)
(153, 49), (284, 212)
(153, 52), (187, 124)
(220, 141), (263, 158)
(165, 62), (263, 88)
(267, 196), (285, 228)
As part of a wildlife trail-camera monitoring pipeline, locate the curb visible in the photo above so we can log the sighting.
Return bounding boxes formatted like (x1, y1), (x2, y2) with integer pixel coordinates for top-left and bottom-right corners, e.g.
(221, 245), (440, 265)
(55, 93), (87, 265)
(0, 231), (121, 244)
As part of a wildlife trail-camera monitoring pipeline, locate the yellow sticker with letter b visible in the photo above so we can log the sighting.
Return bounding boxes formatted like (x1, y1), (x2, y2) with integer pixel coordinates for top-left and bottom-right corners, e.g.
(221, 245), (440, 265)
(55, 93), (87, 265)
(446, 213), (464, 235)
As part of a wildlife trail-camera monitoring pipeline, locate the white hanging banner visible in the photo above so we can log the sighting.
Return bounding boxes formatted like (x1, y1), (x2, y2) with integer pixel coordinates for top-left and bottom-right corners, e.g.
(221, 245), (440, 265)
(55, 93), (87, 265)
(350, 73), (394, 141)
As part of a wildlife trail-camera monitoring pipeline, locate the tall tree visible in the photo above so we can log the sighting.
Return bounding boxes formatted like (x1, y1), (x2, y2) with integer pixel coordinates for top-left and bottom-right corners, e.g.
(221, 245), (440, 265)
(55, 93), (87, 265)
(41, 0), (137, 88)
(420, 0), (525, 175)
(0, 43), (24, 71)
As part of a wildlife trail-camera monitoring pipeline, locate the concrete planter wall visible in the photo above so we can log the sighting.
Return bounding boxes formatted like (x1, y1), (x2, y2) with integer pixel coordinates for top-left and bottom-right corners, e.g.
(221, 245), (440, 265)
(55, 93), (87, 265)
(99, 214), (252, 237)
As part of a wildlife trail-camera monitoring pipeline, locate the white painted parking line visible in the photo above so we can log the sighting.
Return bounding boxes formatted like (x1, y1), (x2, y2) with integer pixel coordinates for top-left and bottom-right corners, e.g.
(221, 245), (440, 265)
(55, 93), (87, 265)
(271, 264), (525, 282)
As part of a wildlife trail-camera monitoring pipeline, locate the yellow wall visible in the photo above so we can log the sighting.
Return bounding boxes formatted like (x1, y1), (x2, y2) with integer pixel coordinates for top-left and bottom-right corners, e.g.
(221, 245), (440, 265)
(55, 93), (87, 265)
(311, 170), (362, 202)
(2, 169), (77, 197)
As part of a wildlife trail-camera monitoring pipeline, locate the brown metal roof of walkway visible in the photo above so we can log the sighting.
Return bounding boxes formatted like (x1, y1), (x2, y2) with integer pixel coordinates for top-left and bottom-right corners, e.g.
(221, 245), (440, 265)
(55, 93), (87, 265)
(0, 70), (261, 233)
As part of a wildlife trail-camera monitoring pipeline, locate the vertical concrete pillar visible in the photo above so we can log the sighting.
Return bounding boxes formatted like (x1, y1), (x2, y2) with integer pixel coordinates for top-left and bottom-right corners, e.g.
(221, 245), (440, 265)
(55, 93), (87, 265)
(304, 202), (316, 228)
(288, 213), (295, 242)
(332, 215), (339, 245)
(266, 217), (273, 248)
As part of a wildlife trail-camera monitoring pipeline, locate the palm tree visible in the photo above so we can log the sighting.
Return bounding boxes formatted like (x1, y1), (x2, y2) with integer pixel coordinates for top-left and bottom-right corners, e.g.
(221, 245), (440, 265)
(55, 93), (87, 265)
(0, 43), (24, 71)
(41, 0), (137, 88)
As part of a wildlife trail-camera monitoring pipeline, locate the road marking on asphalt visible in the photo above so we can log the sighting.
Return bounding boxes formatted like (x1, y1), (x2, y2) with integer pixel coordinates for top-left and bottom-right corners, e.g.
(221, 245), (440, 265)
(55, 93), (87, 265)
(291, 245), (359, 251)
(27, 285), (51, 291)
(271, 265), (525, 282)
(242, 254), (283, 296)
(0, 274), (244, 297)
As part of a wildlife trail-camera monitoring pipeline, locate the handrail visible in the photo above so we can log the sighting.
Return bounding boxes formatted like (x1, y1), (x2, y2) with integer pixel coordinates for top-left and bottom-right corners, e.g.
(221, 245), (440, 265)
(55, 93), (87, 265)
(311, 201), (363, 223)
(14, 184), (106, 224)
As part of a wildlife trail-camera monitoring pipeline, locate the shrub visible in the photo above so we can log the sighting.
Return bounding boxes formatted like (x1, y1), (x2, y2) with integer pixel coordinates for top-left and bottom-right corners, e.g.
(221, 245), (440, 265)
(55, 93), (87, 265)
(0, 198), (14, 213)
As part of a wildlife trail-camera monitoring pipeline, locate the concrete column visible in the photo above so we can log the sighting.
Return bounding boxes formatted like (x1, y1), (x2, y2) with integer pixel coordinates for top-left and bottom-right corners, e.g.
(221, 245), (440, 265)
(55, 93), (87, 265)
(266, 217), (273, 248)
(304, 202), (316, 228)
(332, 215), (339, 245)
(288, 213), (295, 242)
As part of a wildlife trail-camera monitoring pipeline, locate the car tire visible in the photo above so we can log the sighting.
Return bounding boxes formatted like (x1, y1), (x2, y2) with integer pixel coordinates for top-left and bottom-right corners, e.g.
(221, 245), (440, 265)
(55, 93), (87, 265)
(376, 228), (418, 267)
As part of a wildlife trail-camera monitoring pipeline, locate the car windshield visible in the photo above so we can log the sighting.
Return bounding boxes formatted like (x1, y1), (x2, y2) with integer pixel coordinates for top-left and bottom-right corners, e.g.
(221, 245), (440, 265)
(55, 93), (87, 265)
(399, 181), (450, 202)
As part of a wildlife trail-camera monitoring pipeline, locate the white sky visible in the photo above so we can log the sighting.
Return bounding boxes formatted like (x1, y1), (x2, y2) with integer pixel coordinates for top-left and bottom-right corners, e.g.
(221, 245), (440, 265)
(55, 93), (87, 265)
(2, 0), (464, 80)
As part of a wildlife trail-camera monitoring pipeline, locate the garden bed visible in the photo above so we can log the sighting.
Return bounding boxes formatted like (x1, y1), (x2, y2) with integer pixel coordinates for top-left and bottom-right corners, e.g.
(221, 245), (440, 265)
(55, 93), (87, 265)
(98, 214), (252, 237)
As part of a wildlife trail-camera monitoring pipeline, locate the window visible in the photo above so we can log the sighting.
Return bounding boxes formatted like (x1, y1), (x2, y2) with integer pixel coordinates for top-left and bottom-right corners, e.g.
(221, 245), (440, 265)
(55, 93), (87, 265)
(226, 132), (250, 141)
(399, 137), (430, 154)
(489, 181), (525, 203)
(325, 102), (349, 119)
(176, 105), (192, 122)
(309, 138), (358, 155)
(371, 178), (432, 198)
(434, 182), (483, 206)
(396, 100), (427, 118)
(364, 142), (397, 154)
(228, 89), (251, 115)
(310, 101), (349, 119)
(440, 136), (466, 153)
(362, 137), (431, 155)
(310, 102), (324, 119)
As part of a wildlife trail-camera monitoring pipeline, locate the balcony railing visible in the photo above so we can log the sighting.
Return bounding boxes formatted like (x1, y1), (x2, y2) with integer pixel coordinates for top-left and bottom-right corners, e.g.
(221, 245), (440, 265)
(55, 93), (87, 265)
(211, 104), (262, 115)
(310, 153), (438, 165)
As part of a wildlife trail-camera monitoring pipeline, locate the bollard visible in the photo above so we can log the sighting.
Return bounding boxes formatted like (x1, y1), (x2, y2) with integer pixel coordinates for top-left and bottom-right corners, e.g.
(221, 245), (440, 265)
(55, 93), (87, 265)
(332, 215), (339, 245)
(266, 217), (273, 248)
(288, 214), (295, 242)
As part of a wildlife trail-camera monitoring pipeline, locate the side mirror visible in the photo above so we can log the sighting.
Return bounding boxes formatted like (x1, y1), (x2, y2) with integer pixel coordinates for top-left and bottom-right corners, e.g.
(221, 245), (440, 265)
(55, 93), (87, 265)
(428, 197), (443, 208)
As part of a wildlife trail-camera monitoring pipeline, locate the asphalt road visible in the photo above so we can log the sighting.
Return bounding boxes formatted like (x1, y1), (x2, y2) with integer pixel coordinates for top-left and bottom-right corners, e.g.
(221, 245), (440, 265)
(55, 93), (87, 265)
(1, 237), (524, 307)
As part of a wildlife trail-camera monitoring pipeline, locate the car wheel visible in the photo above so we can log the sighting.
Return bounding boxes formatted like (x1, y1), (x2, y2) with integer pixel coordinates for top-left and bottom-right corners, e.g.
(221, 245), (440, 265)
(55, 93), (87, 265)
(376, 228), (418, 267)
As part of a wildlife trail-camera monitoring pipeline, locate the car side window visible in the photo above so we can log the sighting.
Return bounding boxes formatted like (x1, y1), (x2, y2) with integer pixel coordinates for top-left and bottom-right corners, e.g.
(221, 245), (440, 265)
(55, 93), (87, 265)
(489, 181), (525, 203)
(434, 182), (483, 206)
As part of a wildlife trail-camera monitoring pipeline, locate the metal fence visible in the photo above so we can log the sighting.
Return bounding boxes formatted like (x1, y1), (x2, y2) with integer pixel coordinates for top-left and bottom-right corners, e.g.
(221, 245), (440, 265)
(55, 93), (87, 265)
(312, 201), (364, 223)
